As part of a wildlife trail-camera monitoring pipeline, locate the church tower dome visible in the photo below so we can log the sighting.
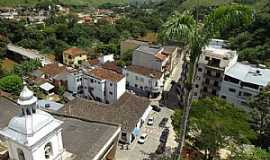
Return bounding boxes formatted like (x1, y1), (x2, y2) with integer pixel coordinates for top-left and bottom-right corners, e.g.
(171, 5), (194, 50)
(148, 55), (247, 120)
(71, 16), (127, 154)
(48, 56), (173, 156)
(0, 86), (64, 160)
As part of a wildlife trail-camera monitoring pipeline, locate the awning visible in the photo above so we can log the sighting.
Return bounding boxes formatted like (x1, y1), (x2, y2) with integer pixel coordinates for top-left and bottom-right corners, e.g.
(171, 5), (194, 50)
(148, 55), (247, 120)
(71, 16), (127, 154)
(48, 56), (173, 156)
(40, 82), (55, 92)
(132, 127), (140, 137)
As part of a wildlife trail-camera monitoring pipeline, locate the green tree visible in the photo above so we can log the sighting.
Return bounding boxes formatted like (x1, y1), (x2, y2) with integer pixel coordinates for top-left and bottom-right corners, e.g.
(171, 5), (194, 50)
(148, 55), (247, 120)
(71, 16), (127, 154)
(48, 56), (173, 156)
(172, 97), (255, 160)
(230, 147), (270, 160)
(0, 74), (23, 95)
(13, 59), (42, 76)
(160, 4), (254, 159)
(248, 85), (270, 149)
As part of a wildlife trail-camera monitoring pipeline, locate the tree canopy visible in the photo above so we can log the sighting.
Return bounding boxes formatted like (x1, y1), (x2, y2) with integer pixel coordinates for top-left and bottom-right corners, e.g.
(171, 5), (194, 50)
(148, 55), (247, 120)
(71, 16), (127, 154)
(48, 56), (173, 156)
(0, 74), (23, 95)
(172, 97), (255, 159)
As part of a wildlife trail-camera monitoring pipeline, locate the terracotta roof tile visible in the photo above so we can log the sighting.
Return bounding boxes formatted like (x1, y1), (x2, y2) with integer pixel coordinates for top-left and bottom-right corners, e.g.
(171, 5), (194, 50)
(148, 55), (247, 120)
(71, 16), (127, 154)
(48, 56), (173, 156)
(59, 92), (150, 132)
(64, 47), (87, 57)
(88, 67), (124, 82)
(155, 52), (168, 61)
(40, 63), (66, 77)
(88, 58), (99, 66)
(127, 65), (163, 79)
(102, 62), (122, 74)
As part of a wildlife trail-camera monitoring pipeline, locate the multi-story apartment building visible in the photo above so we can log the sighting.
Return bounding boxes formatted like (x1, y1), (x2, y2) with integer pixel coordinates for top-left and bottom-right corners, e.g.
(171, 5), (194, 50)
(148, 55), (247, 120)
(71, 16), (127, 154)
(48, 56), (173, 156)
(220, 62), (270, 108)
(82, 67), (126, 104)
(63, 47), (87, 67)
(192, 39), (238, 99)
(125, 45), (179, 97)
(132, 45), (169, 72)
(123, 65), (164, 97)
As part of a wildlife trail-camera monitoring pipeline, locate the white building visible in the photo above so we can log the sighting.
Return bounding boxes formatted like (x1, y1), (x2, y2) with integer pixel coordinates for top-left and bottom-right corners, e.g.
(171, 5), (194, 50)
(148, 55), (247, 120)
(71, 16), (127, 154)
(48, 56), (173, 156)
(124, 65), (164, 97)
(220, 62), (270, 108)
(82, 67), (126, 104)
(0, 86), (64, 160)
(192, 39), (238, 99)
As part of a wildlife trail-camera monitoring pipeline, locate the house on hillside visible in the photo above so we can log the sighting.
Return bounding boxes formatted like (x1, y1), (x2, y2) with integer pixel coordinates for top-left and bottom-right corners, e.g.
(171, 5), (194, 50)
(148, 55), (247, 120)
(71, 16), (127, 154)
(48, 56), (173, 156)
(63, 47), (87, 68)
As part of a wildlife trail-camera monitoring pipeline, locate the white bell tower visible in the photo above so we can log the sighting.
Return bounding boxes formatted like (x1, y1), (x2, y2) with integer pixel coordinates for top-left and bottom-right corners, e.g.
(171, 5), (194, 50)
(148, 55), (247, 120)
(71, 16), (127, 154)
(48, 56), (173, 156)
(0, 86), (64, 160)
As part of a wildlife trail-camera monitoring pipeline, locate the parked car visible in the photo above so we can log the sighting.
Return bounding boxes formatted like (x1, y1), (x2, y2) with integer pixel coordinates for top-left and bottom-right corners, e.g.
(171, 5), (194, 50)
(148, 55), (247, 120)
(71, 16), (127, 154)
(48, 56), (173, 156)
(147, 117), (154, 125)
(138, 133), (148, 144)
(159, 118), (169, 128)
(160, 128), (169, 143)
(151, 105), (161, 112)
(156, 142), (166, 154)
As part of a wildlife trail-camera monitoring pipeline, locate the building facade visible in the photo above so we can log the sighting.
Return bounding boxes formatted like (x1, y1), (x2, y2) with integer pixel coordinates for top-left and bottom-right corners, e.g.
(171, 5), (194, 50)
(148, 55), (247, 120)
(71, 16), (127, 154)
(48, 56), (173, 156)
(132, 45), (169, 72)
(82, 67), (126, 103)
(220, 62), (270, 108)
(124, 65), (164, 97)
(63, 47), (87, 67)
(192, 39), (238, 99)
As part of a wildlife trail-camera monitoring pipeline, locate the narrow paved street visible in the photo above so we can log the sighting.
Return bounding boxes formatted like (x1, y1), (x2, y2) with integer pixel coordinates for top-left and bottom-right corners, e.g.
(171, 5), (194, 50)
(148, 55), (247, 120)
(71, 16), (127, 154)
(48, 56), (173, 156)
(115, 107), (177, 160)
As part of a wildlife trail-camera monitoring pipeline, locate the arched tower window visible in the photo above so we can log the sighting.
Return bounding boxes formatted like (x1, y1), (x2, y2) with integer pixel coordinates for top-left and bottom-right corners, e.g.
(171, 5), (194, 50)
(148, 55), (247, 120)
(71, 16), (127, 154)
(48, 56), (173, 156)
(17, 149), (25, 160)
(44, 142), (53, 159)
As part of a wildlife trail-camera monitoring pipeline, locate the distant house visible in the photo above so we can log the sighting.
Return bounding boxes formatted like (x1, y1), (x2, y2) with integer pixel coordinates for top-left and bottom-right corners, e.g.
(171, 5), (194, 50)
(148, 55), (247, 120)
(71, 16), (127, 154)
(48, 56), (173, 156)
(63, 47), (87, 67)
(82, 67), (126, 104)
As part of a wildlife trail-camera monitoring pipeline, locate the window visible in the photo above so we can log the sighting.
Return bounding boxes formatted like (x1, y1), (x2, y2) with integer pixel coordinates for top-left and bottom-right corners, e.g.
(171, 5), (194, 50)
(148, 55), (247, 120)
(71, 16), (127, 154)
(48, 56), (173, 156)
(110, 83), (112, 86)
(90, 79), (94, 83)
(221, 95), (226, 99)
(203, 87), (207, 92)
(224, 75), (239, 84)
(126, 73), (129, 76)
(44, 142), (53, 159)
(216, 72), (221, 78)
(229, 88), (236, 92)
(198, 68), (202, 72)
(77, 78), (80, 82)
(135, 84), (138, 88)
(195, 84), (199, 88)
(205, 78), (210, 84)
(194, 92), (197, 96)
(140, 86), (143, 90)
(207, 70), (211, 76)
(214, 81), (219, 87)
(243, 92), (252, 97)
(212, 90), (217, 96)
(140, 77), (144, 82)
(109, 91), (113, 95)
(239, 91), (242, 96)
(135, 76), (138, 80)
(17, 149), (25, 160)
(205, 56), (210, 60)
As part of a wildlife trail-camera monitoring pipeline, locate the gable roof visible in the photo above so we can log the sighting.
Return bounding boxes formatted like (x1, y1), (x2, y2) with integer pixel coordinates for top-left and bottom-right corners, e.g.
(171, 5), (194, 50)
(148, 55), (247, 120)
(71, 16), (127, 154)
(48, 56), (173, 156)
(127, 65), (163, 79)
(88, 67), (124, 82)
(39, 63), (66, 77)
(63, 47), (87, 57)
(59, 92), (150, 132)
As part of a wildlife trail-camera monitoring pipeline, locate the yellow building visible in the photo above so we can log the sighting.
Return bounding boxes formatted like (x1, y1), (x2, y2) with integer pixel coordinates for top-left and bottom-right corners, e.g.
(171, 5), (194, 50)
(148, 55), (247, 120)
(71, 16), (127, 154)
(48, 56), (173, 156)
(63, 47), (87, 67)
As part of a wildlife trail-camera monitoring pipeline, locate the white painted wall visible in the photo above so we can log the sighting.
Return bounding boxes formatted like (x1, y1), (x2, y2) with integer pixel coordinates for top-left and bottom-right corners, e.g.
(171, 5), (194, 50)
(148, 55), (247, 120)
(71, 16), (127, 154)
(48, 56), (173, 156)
(125, 70), (163, 93)
(66, 72), (83, 94)
(7, 129), (63, 160)
(82, 75), (106, 102)
(116, 77), (126, 99)
(98, 54), (114, 64)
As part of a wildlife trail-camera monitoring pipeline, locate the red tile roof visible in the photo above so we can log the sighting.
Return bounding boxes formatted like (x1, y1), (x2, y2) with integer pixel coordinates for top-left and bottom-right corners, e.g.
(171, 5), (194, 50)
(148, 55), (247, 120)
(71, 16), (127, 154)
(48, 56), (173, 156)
(88, 58), (99, 66)
(155, 52), (168, 61)
(88, 67), (124, 82)
(64, 47), (87, 57)
(40, 63), (66, 77)
(127, 65), (163, 79)
(102, 62), (122, 74)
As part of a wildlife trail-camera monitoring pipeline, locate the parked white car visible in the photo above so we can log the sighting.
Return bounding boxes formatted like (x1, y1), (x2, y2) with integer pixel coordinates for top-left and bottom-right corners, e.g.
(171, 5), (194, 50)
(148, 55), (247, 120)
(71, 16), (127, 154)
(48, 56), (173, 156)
(138, 133), (148, 144)
(147, 117), (154, 125)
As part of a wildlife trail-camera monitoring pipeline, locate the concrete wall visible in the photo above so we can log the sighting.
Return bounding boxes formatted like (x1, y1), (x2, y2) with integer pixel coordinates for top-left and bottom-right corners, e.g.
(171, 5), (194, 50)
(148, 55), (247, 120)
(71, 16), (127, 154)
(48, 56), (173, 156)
(132, 50), (163, 71)
(66, 72), (83, 94)
(82, 75), (106, 102)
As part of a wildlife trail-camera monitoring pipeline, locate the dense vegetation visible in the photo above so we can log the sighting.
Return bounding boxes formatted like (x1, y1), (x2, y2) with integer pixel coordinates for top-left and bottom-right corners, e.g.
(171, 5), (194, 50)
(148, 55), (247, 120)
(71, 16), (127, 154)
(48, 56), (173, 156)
(0, 0), (127, 7)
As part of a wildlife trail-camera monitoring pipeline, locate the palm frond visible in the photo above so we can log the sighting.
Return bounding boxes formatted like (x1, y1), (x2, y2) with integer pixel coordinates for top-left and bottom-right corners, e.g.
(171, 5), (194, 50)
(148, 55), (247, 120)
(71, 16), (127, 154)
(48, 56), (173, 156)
(203, 4), (254, 40)
(159, 12), (196, 44)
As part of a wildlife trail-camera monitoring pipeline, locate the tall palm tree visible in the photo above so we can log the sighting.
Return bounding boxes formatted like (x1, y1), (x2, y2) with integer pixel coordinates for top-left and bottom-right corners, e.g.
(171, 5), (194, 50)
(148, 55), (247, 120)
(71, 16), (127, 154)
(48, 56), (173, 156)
(160, 4), (254, 160)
